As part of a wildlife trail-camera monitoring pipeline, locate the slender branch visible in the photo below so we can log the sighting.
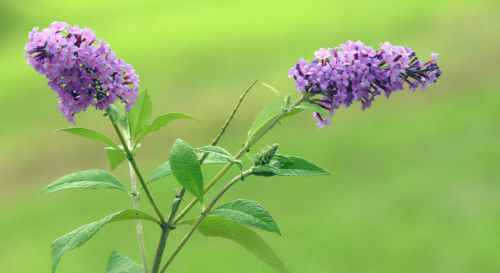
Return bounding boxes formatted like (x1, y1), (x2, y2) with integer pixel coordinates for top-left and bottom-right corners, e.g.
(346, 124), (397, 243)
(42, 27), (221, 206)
(109, 115), (166, 223)
(206, 79), (258, 153)
(173, 95), (307, 225)
(127, 150), (150, 272)
(160, 170), (253, 273)
(117, 117), (150, 273)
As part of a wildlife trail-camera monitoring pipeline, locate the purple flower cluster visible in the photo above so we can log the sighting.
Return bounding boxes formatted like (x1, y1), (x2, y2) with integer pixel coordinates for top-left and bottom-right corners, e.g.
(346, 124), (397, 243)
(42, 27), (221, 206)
(25, 22), (139, 123)
(289, 41), (441, 127)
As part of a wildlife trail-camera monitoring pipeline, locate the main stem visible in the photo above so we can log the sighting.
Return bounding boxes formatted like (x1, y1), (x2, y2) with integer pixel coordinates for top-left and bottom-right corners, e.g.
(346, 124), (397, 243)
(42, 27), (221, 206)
(160, 170), (253, 273)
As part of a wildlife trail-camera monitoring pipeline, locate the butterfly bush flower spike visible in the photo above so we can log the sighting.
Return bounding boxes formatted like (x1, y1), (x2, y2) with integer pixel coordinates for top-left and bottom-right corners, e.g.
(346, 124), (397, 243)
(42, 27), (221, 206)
(24, 22), (139, 123)
(289, 40), (441, 127)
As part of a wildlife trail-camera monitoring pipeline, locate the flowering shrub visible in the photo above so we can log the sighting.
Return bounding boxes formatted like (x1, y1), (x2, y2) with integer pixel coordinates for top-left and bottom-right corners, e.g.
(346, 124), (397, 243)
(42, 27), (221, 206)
(26, 22), (441, 273)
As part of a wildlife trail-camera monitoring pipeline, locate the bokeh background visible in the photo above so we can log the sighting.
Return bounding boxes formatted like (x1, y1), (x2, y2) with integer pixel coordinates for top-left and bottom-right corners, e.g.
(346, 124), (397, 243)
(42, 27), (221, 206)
(1, 0), (499, 272)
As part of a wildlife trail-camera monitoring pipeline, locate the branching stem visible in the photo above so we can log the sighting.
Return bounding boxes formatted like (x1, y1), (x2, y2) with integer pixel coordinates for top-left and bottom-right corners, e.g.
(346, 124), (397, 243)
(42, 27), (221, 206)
(160, 169), (253, 273)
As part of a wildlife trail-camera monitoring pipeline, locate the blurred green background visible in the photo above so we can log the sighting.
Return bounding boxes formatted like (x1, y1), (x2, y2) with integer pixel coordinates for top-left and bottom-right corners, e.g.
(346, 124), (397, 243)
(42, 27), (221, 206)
(1, 0), (499, 272)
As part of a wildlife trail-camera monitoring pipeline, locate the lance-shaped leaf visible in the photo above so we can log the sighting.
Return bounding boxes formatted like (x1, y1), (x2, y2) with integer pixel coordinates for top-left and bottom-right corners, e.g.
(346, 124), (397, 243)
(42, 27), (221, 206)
(145, 151), (234, 185)
(253, 154), (331, 177)
(247, 101), (285, 145)
(295, 101), (330, 117)
(128, 90), (152, 142)
(105, 147), (127, 171)
(106, 251), (143, 273)
(57, 128), (119, 150)
(195, 146), (242, 166)
(108, 103), (129, 129)
(51, 209), (158, 273)
(211, 199), (281, 235)
(195, 216), (289, 273)
(43, 169), (128, 194)
(136, 112), (196, 143)
(145, 161), (172, 184)
(169, 139), (204, 202)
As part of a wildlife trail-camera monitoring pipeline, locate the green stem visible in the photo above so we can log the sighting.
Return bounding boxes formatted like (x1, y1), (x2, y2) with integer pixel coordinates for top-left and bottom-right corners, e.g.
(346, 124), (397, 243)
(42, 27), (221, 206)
(160, 170), (253, 273)
(109, 115), (166, 223)
(127, 154), (150, 273)
(151, 226), (168, 273)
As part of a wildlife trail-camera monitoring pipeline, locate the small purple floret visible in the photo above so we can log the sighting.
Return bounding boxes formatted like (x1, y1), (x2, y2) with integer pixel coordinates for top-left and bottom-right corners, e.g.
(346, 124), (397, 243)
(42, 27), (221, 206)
(289, 41), (441, 127)
(25, 22), (139, 123)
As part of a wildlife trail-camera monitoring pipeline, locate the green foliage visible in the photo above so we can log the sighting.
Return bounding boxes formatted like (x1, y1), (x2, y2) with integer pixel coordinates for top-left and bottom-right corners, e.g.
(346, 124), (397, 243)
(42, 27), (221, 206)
(136, 112), (196, 143)
(43, 169), (128, 194)
(105, 147), (127, 171)
(246, 101), (285, 145)
(106, 251), (143, 273)
(196, 145), (243, 165)
(145, 161), (172, 184)
(51, 209), (158, 273)
(128, 90), (152, 144)
(169, 139), (204, 202)
(57, 128), (120, 150)
(295, 101), (330, 117)
(253, 154), (330, 177)
(145, 149), (238, 185)
(127, 90), (195, 146)
(211, 199), (281, 235)
(195, 216), (289, 273)
(108, 103), (129, 129)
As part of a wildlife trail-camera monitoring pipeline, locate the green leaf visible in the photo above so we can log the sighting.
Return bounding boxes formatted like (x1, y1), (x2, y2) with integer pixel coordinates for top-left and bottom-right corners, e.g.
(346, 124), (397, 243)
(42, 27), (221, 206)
(195, 216), (289, 273)
(106, 251), (144, 273)
(251, 165), (283, 177)
(43, 169), (128, 194)
(136, 112), (196, 143)
(246, 101), (285, 145)
(195, 146), (242, 165)
(253, 155), (331, 177)
(51, 209), (158, 273)
(202, 153), (234, 165)
(145, 152), (234, 186)
(128, 90), (152, 143)
(108, 103), (129, 129)
(211, 199), (281, 235)
(105, 147), (127, 171)
(145, 161), (171, 184)
(169, 139), (204, 202)
(295, 101), (330, 118)
(57, 128), (119, 150)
